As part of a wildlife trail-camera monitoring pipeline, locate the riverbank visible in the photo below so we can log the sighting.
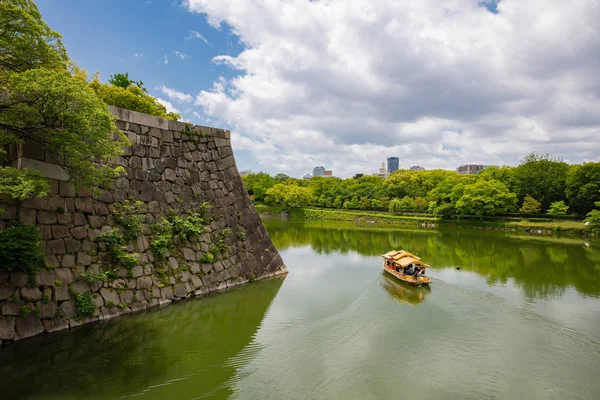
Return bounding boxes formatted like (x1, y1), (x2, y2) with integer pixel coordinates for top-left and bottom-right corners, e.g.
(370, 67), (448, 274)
(255, 204), (593, 237)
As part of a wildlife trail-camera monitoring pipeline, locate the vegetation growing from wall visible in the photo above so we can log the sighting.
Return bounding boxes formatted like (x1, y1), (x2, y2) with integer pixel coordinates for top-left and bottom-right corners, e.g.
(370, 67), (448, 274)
(112, 200), (147, 240)
(73, 292), (96, 319)
(0, 221), (45, 273)
(150, 205), (211, 260)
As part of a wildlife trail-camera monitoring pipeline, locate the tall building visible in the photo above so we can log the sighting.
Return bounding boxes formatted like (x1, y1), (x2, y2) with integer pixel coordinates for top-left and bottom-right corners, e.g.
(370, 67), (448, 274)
(410, 166), (425, 171)
(387, 157), (399, 173)
(313, 166), (325, 177)
(456, 164), (490, 174)
(324, 170), (333, 177)
(372, 161), (389, 178)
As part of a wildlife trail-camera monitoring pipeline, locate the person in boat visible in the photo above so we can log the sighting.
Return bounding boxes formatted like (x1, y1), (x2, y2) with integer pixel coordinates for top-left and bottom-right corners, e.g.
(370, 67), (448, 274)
(405, 264), (414, 276)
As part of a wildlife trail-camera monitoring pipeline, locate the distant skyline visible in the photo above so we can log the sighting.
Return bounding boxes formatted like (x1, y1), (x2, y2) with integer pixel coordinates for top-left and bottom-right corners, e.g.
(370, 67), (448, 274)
(37, 0), (600, 178)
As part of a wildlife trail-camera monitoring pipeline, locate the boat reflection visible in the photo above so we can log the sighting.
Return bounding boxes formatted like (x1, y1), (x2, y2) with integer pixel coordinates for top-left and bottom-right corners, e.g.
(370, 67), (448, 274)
(380, 274), (430, 305)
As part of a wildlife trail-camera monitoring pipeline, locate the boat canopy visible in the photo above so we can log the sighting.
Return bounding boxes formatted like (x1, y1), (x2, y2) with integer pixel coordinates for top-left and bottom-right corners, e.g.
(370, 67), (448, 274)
(382, 250), (429, 268)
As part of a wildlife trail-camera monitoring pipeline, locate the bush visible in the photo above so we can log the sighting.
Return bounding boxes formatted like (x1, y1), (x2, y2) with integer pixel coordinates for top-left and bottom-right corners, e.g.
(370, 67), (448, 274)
(74, 292), (96, 319)
(200, 252), (215, 263)
(0, 221), (46, 273)
(548, 200), (569, 216)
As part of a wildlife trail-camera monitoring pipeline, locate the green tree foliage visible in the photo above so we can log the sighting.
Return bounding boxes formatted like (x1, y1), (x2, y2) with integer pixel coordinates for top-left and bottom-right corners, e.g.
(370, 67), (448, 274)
(108, 72), (145, 91)
(414, 197), (428, 211)
(389, 198), (402, 213)
(547, 201), (569, 216)
(455, 180), (518, 217)
(243, 156), (595, 220)
(565, 162), (600, 215)
(0, 166), (49, 201)
(0, 0), (128, 199)
(0, 220), (45, 273)
(520, 195), (541, 216)
(585, 201), (600, 232)
(264, 183), (313, 207)
(89, 74), (180, 121)
(242, 172), (278, 202)
(0, 0), (67, 75)
(511, 153), (569, 210)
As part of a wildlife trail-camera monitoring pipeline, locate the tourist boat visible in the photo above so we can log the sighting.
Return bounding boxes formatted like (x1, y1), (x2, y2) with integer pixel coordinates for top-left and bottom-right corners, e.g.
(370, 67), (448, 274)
(382, 250), (431, 286)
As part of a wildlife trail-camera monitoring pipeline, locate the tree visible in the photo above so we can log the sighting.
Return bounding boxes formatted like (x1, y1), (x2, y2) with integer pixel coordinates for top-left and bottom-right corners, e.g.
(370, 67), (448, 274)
(389, 198), (401, 213)
(353, 173), (364, 179)
(455, 179), (518, 217)
(264, 183), (287, 205)
(0, 0), (128, 200)
(520, 195), (541, 216)
(414, 197), (428, 211)
(284, 185), (313, 207)
(90, 74), (180, 121)
(547, 201), (569, 216)
(585, 200), (600, 232)
(108, 72), (146, 92)
(398, 196), (415, 210)
(511, 153), (569, 210)
(0, 0), (67, 75)
(565, 162), (600, 215)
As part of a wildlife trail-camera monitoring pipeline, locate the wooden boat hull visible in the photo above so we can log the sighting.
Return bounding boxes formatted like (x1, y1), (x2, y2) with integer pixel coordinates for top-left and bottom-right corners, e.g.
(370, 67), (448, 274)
(383, 264), (431, 286)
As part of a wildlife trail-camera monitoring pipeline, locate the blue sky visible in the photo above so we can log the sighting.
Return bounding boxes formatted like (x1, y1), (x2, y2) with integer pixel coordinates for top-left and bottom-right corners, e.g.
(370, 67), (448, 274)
(37, 0), (240, 100)
(34, 1), (600, 178)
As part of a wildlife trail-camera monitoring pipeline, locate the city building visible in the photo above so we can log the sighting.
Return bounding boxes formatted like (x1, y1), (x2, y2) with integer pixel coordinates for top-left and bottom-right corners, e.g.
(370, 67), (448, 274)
(410, 166), (425, 171)
(372, 161), (389, 178)
(303, 173), (312, 180)
(239, 170), (252, 176)
(387, 157), (399, 173)
(456, 164), (490, 174)
(324, 170), (333, 177)
(313, 166), (325, 177)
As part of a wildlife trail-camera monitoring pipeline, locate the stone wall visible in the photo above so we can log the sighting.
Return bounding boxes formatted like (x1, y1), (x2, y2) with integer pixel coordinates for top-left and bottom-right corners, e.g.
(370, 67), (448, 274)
(0, 106), (287, 343)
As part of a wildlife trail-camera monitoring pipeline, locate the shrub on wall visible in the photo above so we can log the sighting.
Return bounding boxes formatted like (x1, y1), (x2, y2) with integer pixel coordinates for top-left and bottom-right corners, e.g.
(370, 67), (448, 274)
(0, 221), (45, 274)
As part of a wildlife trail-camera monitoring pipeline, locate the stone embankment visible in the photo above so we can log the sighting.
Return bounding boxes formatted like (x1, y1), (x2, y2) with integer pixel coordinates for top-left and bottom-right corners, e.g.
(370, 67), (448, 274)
(0, 106), (287, 343)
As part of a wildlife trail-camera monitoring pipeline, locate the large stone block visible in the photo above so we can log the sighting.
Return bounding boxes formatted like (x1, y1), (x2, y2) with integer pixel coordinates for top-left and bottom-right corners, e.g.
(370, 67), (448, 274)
(16, 315), (44, 339)
(0, 316), (16, 340)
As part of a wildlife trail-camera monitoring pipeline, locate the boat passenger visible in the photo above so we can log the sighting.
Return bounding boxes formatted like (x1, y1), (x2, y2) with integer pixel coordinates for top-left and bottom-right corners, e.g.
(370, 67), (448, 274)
(406, 265), (414, 276)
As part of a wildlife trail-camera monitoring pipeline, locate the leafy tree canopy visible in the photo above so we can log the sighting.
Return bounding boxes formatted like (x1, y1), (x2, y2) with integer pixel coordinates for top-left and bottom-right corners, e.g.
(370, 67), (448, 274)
(565, 162), (600, 215)
(520, 195), (541, 216)
(0, 0), (128, 200)
(455, 179), (518, 217)
(512, 153), (569, 210)
(90, 73), (180, 121)
(547, 200), (569, 216)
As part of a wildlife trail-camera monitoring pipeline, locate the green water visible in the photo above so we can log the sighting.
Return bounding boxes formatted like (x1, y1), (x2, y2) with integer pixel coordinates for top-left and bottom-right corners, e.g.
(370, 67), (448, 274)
(1, 221), (600, 399)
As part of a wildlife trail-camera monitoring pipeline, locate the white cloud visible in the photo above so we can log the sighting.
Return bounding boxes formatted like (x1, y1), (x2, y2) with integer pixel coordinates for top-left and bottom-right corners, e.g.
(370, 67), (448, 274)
(159, 85), (193, 103)
(173, 50), (191, 60)
(186, 0), (600, 177)
(133, 52), (144, 58)
(186, 30), (210, 45)
(163, 54), (169, 65)
(156, 97), (180, 115)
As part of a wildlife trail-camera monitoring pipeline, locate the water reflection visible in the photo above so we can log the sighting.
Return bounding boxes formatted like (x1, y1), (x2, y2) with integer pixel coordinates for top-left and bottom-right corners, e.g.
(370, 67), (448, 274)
(266, 220), (600, 299)
(380, 274), (430, 305)
(0, 279), (284, 400)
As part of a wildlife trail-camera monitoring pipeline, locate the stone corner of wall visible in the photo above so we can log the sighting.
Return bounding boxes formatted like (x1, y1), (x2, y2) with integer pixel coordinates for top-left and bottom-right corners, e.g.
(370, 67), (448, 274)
(108, 106), (231, 140)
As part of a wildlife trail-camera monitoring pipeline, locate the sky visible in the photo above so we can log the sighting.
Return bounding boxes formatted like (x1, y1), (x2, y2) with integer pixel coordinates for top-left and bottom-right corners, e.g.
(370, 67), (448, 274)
(36, 0), (600, 178)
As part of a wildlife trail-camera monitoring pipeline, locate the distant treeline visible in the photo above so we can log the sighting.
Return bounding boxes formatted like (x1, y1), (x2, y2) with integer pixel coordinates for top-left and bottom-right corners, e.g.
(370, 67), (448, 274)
(241, 154), (600, 219)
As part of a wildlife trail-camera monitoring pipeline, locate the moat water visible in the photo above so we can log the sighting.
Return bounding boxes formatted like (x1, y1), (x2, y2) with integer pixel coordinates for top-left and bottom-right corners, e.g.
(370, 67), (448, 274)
(1, 221), (600, 399)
